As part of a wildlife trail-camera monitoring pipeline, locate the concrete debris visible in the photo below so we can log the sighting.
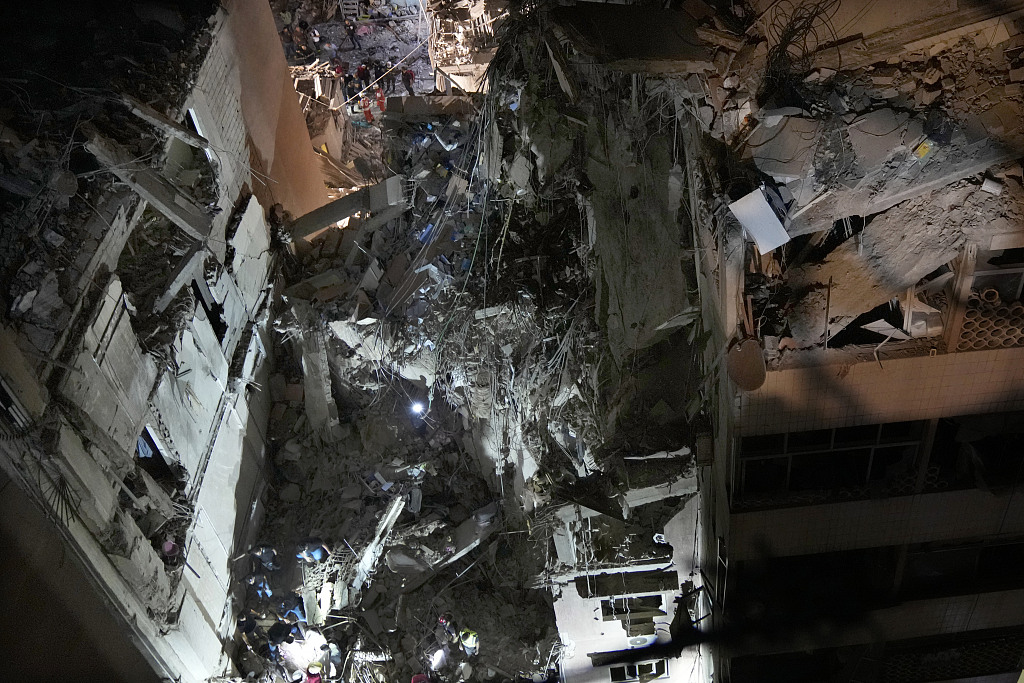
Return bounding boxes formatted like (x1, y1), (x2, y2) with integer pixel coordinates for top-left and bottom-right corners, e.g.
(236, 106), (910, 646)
(16, 1), (1024, 682)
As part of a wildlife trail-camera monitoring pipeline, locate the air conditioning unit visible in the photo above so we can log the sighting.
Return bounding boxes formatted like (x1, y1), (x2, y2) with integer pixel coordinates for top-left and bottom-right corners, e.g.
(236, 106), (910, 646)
(628, 635), (657, 649)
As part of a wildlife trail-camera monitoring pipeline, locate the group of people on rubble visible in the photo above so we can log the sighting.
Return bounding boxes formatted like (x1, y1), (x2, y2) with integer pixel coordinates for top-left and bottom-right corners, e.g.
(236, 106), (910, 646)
(280, 17), (363, 62)
(417, 611), (479, 682)
(278, 15), (418, 123)
(238, 539), (338, 680)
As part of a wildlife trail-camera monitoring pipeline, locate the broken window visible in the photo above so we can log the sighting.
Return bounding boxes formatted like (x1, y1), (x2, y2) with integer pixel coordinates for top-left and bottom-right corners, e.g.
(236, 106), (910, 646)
(973, 248), (1024, 304)
(191, 279), (228, 343)
(926, 412), (1024, 492)
(136, 427), (176, 485)
(163, 110), (218, 207)
(736, 421), (924, 507)
(608, 659), (668, 683)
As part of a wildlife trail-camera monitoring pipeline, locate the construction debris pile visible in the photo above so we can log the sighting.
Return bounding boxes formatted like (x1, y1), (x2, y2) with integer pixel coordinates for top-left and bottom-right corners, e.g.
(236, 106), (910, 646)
(596, 0), (1024, 364)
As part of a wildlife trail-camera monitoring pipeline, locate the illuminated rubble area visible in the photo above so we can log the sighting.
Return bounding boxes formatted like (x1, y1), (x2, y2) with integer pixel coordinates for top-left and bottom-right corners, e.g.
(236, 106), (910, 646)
(4, 1), (1024, 682)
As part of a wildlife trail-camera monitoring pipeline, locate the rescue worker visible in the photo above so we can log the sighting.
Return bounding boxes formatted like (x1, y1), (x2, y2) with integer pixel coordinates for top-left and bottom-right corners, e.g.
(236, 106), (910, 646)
(245, 572), (273, 599)
(375, 85), (387, 111)
(306, 662), (324, 683)
(276, 592), (307, 624)
(402, 67), (415, 96)
(296, 538), (331, 563)
(344, 19), (362, 49)
(459, 628), (479, 657)
(383, 61), (396, 93)
(251, 544), (281, 571)
(356, 62), (371, 90)
(437, 612), (459, 644)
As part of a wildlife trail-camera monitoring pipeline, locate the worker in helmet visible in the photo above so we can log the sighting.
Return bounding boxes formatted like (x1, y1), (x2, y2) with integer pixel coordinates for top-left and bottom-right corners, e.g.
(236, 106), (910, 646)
(306, 662), (324, 683)
(459, 628), (479, 657)
(437, 611), (459, 644)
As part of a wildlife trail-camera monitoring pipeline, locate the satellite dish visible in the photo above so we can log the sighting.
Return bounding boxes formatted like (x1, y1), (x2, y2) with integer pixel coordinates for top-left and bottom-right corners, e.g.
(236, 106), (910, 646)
(726, 337), (766, 391)
(628, 635), (657, 648)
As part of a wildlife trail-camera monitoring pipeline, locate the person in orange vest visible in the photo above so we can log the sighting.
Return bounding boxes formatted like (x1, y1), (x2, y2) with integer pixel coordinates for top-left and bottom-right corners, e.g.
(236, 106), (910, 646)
(361, 95), (374, 123)
(375, 86), (386, 111)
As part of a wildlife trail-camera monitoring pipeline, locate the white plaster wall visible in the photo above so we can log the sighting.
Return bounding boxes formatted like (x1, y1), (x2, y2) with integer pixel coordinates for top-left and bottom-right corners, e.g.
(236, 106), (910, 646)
(152, 315), (229, 476)
(61, 277), (157, 453)
(554, 564), (684, 683)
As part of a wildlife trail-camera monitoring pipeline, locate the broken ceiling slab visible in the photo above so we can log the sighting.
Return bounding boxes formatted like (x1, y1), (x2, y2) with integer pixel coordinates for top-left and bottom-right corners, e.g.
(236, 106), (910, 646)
(744, 115), (820, 183)
(788, 136), (1019, 237)
(290, 175), (405, 241)
(85, 131), (213, 241)
(809, 2), (1024, 71)
(153, 241), (207, 313)
(786, 201), (964, 346)
(120, 95), (210, 153)
(847, 109), (911, 170)
(550, 6), (715, 74)
(729, 188), (791, 253)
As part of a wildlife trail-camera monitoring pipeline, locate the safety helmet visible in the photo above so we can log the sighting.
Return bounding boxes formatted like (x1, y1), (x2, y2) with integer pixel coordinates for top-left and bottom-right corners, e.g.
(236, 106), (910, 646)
(460, 629), (478, 646)
(308, 662), (324, 673)
(438, 611), (454, 626)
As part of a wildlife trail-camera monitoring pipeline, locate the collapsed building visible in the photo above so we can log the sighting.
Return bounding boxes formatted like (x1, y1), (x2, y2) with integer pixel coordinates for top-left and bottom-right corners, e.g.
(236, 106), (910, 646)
(3, 1), (1024, 682)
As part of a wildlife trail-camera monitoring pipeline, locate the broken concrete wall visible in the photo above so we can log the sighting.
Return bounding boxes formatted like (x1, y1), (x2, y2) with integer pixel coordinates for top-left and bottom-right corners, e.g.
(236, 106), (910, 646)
(588, 124), (692, 364)
(60, 277), (159, 454)
(186, 0), (328, 247)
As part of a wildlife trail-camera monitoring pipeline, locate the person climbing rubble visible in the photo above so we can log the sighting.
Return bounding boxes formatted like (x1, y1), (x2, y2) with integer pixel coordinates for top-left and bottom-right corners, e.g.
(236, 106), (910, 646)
(436, 612), (459, 644)
(384, 61), (396, 94)
(459, 629), (479, 657)
(296, 538), (331, 563)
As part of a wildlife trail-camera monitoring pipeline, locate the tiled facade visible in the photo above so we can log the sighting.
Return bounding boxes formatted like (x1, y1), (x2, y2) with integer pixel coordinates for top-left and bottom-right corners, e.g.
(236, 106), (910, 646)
(738, 349), (1024, 436)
